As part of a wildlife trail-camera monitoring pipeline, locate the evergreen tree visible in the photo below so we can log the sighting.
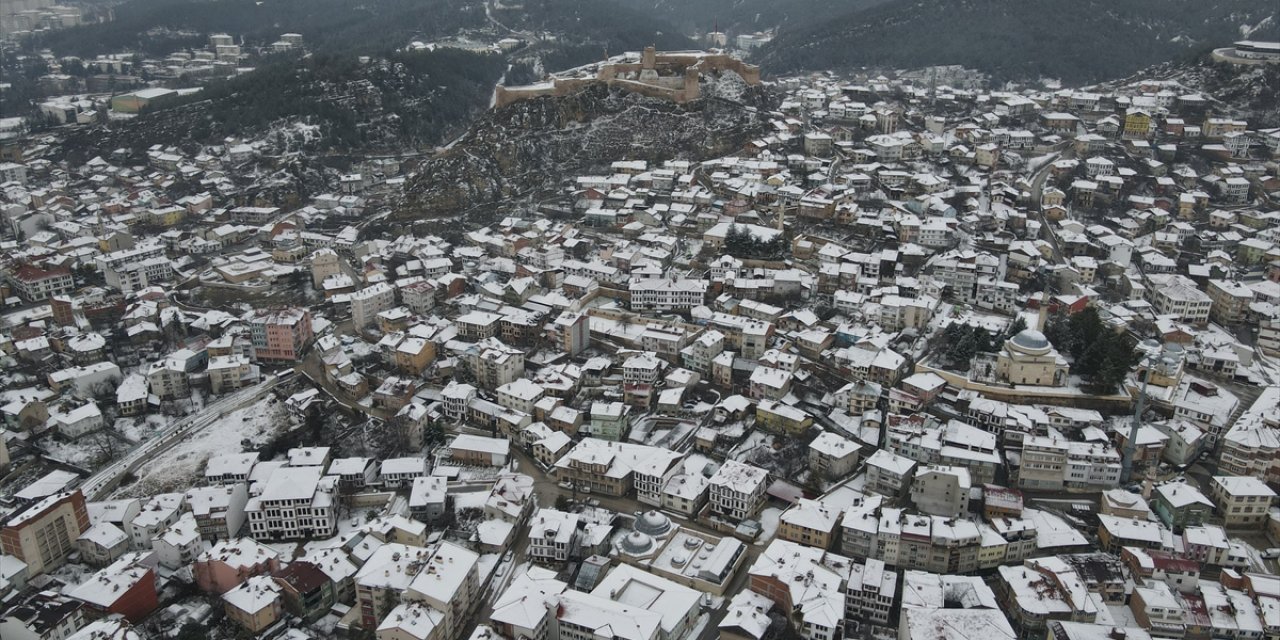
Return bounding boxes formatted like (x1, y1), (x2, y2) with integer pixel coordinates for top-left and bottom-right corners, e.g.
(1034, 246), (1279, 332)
(972, 327), (993, 353)
(948, 330), (978, 365)
(1076, 340), (1107, 376)
(1005, 316), (1027, 340)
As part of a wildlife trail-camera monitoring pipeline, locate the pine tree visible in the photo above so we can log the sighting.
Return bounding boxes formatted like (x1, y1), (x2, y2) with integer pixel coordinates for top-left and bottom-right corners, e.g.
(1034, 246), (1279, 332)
(1006, 316), (1027, 340)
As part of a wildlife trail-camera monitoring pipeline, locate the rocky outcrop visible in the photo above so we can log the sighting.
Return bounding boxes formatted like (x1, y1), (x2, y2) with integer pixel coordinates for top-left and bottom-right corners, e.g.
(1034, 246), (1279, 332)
(399, 81), (774, 222)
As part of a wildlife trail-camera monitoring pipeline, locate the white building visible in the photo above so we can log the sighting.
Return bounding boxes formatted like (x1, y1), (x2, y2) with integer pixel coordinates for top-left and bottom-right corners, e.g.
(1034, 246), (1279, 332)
(245, 466), (337, 539)
(350, 283), (396, 329)
(528, 508), (579, 565)
(909, 465), (971, 518)
(708, 460), (768, 523)
(628, 278), (708, 311)
(1147, 275), (1212, 325)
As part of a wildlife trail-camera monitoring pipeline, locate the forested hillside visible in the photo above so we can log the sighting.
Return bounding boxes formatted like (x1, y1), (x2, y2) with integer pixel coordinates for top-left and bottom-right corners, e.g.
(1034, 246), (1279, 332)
(26, 0), (486, 57)
(58, 48), (506, 157)
(755, 0), (1280, 83)
(641, 0), (893, 35)
(495, 0), (697, 72)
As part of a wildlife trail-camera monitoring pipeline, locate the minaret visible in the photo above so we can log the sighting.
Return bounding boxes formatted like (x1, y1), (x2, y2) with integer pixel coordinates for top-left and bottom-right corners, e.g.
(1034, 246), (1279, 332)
(1036, 279), (1051, 331)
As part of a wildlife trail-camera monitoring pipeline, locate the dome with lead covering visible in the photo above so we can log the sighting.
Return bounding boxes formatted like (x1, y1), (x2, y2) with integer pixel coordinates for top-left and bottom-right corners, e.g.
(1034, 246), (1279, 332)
(1009, 329), (1051, 354)
(620, 530), (654, 554)
(634, 510), (672, 536)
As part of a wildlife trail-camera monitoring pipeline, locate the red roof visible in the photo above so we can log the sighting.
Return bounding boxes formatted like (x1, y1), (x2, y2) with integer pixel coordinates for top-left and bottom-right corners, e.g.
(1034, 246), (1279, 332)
(14, 264), (71, 282)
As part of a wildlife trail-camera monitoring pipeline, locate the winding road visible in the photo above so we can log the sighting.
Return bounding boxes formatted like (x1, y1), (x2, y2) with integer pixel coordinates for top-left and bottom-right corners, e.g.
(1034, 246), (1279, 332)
(78, 373), (290, 500)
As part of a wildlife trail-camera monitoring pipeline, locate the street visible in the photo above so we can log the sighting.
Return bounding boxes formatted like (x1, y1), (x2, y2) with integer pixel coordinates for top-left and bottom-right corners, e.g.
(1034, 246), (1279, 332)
(1029, 144), (1073, 265)
(79, 374), (288, 500)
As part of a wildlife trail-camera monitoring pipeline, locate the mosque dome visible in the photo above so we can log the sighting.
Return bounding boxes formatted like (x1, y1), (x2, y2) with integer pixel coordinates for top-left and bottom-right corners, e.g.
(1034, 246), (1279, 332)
(634, 510), (672, 536)
(1008, 329), (1052, 355)
(620, 531), (654, 555)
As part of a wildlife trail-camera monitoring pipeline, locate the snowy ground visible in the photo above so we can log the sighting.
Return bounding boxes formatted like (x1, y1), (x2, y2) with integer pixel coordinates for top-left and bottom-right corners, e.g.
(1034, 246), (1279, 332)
(113, 414), (173, 443)
(42, 435), (112, 468)
(728, 430), (771, 461)
(451, 488), (490, 511)
(755, 507), (782, 546)
(115, 398), (289, 497)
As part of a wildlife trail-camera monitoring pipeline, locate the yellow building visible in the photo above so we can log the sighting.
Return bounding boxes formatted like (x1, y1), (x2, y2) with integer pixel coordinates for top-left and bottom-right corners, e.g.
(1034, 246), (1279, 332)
(394, 337), (437, 376)
(148, 205), (186, 227)
(1123, 110), (1152, 139)
(222, 576), (284, 634)
(777, 499), (839, 549)
(755, 399), (814, 435)
(110, 88), (178, 113)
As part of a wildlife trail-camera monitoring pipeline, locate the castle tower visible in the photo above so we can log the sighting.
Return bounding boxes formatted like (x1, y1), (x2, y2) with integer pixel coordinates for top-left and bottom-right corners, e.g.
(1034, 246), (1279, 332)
(642, 46), (656, 69)
(683, 66), (700, 102)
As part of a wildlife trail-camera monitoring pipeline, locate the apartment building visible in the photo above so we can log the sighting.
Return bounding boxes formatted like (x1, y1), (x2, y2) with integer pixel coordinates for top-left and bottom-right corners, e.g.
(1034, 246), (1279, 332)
(193, 538), (283, 595)
(1, 490), (90, 576)
(910, 465), (971, 518)
(1206, 279), (1254, 325)
(350, 283), (396, 329)
(1210, 475), (1277, 528)
(469, 343), (525, 389)
(845, 557), (897, 626)
(248, 307), (314, 362)
(9, 264), (75, 301)
(184, 484), (249, 540)
(146, 360), (190, 400)
(208, 355), (260, 394)
(528, 508), (579, 565)
(864, 449), (917, 497)
(747, 540), (848, 640)
(1146, 276), (1212, 325)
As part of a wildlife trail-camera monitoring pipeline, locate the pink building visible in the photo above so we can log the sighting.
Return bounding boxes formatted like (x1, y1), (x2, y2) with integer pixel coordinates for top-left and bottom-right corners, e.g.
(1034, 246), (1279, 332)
(193, 538), (282, 594)
(249, 308), (313, 362)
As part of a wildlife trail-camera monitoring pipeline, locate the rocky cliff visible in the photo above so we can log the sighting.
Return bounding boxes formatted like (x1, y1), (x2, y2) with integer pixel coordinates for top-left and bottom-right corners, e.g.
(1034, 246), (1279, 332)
(399, 77), (775, 222)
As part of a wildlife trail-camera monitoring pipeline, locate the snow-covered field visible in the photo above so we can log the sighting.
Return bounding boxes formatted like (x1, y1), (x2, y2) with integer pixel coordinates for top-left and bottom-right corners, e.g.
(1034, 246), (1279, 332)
(117, 399), (288, 497)
(114, 414), (173, 443)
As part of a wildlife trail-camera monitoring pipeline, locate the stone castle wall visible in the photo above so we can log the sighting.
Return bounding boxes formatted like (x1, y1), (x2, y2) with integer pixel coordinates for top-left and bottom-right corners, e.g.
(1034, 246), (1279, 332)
(493, 48), (761, 109)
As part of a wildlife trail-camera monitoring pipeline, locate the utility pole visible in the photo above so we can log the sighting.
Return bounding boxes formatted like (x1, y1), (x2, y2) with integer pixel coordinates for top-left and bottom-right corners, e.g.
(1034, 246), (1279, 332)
(1121, 353), (1156, 485)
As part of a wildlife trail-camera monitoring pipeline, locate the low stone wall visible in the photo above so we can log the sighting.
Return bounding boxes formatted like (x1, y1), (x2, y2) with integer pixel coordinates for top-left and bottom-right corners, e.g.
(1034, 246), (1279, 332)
(494, 49), (761, 108)
(916, 363), (1134, 411)
(1211, 47), (1279, 66)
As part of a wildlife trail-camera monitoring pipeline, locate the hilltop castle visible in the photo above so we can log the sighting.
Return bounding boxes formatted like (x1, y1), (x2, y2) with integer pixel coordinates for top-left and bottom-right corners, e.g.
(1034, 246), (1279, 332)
(493, 46), (761, 108)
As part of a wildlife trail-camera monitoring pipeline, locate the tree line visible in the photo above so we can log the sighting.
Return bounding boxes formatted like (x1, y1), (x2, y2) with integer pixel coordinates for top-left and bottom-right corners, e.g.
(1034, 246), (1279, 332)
(722, 224), (788, 260)
(1044, 307), (1138, 393)
(755, 0), (1280, 85)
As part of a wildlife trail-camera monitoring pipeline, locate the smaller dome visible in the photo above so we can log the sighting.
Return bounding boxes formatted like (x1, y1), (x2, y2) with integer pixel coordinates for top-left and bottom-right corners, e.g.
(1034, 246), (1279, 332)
(1010, 329), (1051, 352)
(620, 531), (654, 554)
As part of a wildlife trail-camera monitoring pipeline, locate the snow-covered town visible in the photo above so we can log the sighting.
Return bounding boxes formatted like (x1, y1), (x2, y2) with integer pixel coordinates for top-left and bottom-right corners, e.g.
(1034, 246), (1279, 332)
(2, 36), (1280, 640)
